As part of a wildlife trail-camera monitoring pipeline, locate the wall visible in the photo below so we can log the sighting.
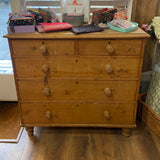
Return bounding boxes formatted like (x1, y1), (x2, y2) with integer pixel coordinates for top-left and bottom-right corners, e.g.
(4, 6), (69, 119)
(132, 0), (160, 71)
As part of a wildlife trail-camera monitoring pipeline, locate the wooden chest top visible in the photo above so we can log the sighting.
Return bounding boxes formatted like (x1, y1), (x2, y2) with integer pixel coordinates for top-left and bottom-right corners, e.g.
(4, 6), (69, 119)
(4, 28), (150, 39)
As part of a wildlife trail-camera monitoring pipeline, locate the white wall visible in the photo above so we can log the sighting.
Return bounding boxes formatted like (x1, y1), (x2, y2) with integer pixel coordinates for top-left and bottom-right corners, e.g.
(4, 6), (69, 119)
(0, 74), (17, 101)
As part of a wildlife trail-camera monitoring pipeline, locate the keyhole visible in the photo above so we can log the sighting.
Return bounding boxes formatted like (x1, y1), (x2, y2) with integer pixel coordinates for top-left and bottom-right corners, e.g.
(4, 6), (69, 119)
(75, 59), (78, 63)
(76, 81), (78, 84)
(108, 41), (111, 44)
(42, 41), (44, 44)
(76, 104), (79, 107)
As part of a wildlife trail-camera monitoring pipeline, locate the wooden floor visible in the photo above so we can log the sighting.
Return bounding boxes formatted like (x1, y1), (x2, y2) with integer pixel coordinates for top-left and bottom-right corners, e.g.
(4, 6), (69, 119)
(0, 103), (160, 160)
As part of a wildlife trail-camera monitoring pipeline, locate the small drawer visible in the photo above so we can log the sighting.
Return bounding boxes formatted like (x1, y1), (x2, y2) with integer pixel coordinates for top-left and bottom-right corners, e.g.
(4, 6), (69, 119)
(21, 102), (135, 125)
(78, 39), (142, 56)
(11, 40), (75, 57)
(18, 79), (137, 102)
(14, 57), (140, 79)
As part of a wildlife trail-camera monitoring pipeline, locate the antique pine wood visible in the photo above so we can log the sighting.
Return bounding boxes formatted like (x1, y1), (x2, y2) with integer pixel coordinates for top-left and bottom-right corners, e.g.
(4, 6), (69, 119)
(5, 28), (150, 136)
(78, 39), (142, 56)
(21, 103), (135, 125)
(11, 40), (75, 57)
(14, 57), (140, 79)
(17, 80), (137, 102)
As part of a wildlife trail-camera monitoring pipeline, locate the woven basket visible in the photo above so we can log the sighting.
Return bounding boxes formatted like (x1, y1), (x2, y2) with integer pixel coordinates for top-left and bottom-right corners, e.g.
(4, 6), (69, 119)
(63, 13), (84, 27)
(138, 93), (160, 136)
(145, 71), (160, 116)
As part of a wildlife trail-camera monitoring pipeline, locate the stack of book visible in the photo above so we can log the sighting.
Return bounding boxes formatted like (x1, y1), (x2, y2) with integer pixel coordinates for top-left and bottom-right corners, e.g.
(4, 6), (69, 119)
(8, 13), (35, 33)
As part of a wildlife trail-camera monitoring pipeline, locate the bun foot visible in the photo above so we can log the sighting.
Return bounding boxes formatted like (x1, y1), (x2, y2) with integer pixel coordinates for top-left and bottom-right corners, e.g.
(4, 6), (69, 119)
(122, 128), (131, 137)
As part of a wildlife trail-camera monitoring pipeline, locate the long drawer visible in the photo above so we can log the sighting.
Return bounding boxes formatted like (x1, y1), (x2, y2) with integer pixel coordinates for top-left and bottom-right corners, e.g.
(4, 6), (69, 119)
(21, 102), (135, 125)
(11, 39), (75, 57)
(18, 80), (137, 102)
(12, 39), (142, 57)
(14, 57), (140, 79)
(78, 39), (142, 56)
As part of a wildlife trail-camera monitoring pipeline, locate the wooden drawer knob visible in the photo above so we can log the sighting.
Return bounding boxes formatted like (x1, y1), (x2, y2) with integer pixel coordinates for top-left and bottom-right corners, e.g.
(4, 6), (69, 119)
(104, 88), (112, 96)
(43, 88), (51, 97)
(104, 111), (111, 120)
(42, 64), (49, 73)
(105, 64), (113, 73)
(39, 45), (47, 55)
(45, 111), (52, 120)
(106, 44), (115, 54)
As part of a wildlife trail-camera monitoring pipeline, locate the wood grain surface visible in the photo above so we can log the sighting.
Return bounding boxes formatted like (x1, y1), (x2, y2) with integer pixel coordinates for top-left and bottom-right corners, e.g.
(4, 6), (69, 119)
(78, 39), (142, 56)
(17, 80), (137, 102)
(6, 29), (149, 135)
(131, 0), (159, 71)
(12, 39), (75, 57)
(21, 102), (135, 125)
(4, 28), (150, 39)
(0, 120), (160, 160)
(14, 57), (140, 79)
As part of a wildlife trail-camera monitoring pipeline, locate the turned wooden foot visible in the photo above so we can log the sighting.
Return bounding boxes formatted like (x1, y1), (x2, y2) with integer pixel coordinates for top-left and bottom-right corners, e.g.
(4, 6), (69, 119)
(25, 127), (34, 136)
(122, 128), (131, 137)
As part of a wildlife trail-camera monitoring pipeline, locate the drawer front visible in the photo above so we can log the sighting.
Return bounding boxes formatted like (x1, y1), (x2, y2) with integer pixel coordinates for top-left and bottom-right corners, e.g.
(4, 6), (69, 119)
(78, 39), (142, 56)
(14, 57), (140, 79)
(21, 102), (135, 125)
(18, 80), (137, 102)
(11, 40), (75, 57)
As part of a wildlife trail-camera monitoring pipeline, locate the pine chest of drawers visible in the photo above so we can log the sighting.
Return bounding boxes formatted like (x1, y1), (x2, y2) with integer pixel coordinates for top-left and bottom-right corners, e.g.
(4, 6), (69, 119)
(5, 28), (149, 136)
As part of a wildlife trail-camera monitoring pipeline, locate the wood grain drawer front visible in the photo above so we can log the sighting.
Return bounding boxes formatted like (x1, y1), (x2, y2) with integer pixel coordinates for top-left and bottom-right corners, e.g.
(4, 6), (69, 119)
(11, 40), (75, 57)
(78, 39), (142, 56)
(21, 102), (135, 125)
(18, 80), (137, 102)
(14, 57), (140, 79)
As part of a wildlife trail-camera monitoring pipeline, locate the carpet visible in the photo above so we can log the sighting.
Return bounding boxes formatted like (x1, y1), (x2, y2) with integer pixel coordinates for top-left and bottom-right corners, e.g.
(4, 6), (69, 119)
(0, 102), (23, 143)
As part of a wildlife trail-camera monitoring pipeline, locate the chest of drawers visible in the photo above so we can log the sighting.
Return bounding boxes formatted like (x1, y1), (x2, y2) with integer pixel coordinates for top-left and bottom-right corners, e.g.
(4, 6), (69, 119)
(5, 28), (149, 136)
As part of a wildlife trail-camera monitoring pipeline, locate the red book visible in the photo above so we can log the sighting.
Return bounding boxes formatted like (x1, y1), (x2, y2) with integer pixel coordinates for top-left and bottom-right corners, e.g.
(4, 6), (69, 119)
(41, 23), (73, 32)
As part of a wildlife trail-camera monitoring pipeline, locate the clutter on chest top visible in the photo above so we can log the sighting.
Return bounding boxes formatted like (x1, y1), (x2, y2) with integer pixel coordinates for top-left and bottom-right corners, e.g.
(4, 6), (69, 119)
(7, 1), (138, 34)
